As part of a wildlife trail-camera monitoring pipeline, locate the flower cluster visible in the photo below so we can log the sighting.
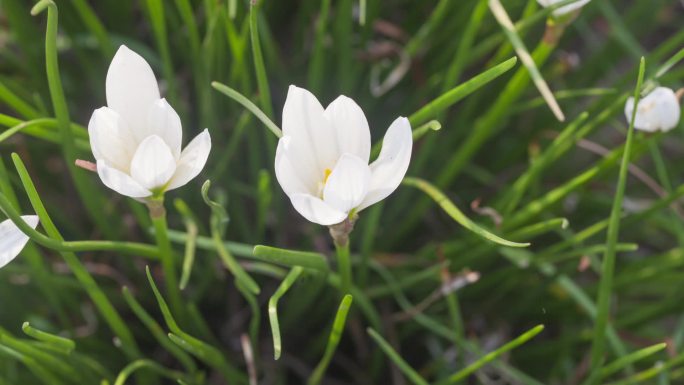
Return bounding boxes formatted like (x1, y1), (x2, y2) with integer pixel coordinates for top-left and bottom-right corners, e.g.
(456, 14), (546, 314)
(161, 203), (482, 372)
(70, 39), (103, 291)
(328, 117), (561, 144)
(1, 46), (413, 268)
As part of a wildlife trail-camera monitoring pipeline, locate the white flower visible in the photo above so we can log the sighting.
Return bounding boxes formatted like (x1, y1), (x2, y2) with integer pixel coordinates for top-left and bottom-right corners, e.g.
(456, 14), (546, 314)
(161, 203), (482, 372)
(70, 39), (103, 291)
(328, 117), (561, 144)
(0, 216), (39, 269)
(89, 45), (211, 199)
(624, 87), (681, 133)
(275, 85), (413, 226)
(537, 0), (591, 17)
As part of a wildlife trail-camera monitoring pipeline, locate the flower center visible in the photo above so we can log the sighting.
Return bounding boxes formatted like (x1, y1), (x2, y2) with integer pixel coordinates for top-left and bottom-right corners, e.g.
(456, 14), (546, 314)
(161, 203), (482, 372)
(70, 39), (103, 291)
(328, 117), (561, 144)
(317, 168), (333, 198)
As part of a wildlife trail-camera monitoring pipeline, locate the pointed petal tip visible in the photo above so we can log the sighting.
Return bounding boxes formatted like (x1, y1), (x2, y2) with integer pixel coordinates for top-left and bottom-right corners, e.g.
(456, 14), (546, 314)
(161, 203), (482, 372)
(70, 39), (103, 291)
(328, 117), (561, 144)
(21, 215), (40, 229)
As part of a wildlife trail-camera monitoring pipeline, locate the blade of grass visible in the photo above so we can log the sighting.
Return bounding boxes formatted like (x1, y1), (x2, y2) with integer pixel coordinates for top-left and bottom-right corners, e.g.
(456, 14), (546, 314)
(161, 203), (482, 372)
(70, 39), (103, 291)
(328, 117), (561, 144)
(249, 0), (273, 118)
(367, 328), (430, 385)
(402, 177), (530, 248)
(437, 325), (545, 384)
(11, 153), (141, 360)
(211, 81), (282, 137)
(588, 57), (646, 382)
(121, 287), (196, 373)
(308, 0), (331, 92)
(144, 0), (178, 104)
(174, 199), (199, 290)
(202, 180), (260, 294)
(145, 266), (244, 382)
(21, 323), (74, 355)
(307, 294), (354, 385)
(408, 57), (517, 126)
(601, 343), (668, 380)
(268, 267), (304, 360)
(489, 0), (564, 121)
(253, 245), (329, 271)
(31, 0), (116, 239)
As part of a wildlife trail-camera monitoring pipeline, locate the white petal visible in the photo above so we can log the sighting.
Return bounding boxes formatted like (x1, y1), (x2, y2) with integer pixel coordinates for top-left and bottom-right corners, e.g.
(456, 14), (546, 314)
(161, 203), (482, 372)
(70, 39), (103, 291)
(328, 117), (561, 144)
(323, 153), (371, 213)
(0, 216), (39, 269)
(275, 136), (318, 196)
(358, 117), (412, 211)
(290, 193), (347, 226)
(625, 87), (681, 133)
(537, 0), (591, 16)
(282, 85), (338, 174)
(97, 160), (152, 198)
(130, 135), (177, 191)
(145, 98), (183, 158)
(88, 107), (137, 171)
(106, 45), (161, 136)
(324, 95), (371, 163)
(166, 129), (211, 191)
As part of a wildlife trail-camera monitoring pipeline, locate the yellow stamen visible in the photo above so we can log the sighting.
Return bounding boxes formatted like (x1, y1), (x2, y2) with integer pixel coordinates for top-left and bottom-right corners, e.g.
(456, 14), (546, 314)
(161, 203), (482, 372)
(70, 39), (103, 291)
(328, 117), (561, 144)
(323, 168), (332, 184)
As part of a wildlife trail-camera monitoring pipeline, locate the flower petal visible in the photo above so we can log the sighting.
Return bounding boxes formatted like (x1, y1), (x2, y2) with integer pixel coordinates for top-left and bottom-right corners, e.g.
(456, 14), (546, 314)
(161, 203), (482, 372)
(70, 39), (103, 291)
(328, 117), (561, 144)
(145, 98), (183, 158)
(625, 87), (681, 133)
(106, 45), (161, 136)
(88, 107), (137, 172)
(166, 129), (211, 191)
(324, 95), (371, 163)
(0, 216), (39, 269)
(358, 117), (412, 211)
(275, 136), (319, 196)
(537, 0), (591, 16)
(282, 85), (338, 174)
(130, 135), (177, 191)
(97, 160), (152, 198)
(323, 153), (371, 213)
(290, 193), (347, 226)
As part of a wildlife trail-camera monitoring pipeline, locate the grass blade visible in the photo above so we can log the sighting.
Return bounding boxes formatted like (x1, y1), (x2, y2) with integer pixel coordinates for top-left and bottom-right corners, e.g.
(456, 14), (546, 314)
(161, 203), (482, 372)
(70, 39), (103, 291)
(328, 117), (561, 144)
(408, 57), (517, 126)
(489, 0), (564, 121)
(21, 323), (74, 355)
(211, 81), (282, 138)
(253, 245), (329, 271)
(307, 294), (354, 385)
(588, 57), (646, 381)
(438, 324), (545, 384)
(268, 267), (304, 360)
(402, 177), (530, 248)
(367, 328), (430, 385)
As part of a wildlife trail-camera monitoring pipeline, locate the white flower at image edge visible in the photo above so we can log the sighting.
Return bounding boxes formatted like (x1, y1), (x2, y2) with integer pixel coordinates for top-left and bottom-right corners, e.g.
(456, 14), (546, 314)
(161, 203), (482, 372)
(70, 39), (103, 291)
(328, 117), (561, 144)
(624, 87), (681, 133)
(536, 0), (591, 17)
(89, 45), (211, 199)
(275, 85), (413, 226)
(0, 216), (39, 269)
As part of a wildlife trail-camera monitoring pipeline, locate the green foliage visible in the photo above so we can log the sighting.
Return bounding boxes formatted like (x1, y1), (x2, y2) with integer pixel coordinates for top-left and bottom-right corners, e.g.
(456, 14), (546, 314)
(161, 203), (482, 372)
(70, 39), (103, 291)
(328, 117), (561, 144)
(1, 0), (683, 384)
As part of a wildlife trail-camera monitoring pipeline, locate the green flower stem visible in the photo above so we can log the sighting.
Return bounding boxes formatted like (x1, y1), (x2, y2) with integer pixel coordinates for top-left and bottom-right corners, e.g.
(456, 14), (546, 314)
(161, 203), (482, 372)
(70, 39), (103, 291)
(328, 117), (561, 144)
(329, 217), (356, 295)
(334, 240), (351, 295)
(147, 198), (184, 319)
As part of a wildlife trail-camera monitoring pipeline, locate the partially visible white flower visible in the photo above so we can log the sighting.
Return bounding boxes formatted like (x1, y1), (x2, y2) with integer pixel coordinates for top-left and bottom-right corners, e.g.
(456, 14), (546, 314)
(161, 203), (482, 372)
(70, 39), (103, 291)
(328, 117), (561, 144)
(275, 85), (413, 226)
(89, 45), (211, 199)
(537, 0), (591, 17)
(624, 87), (681, 133)
(0, 216), (39, 269)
